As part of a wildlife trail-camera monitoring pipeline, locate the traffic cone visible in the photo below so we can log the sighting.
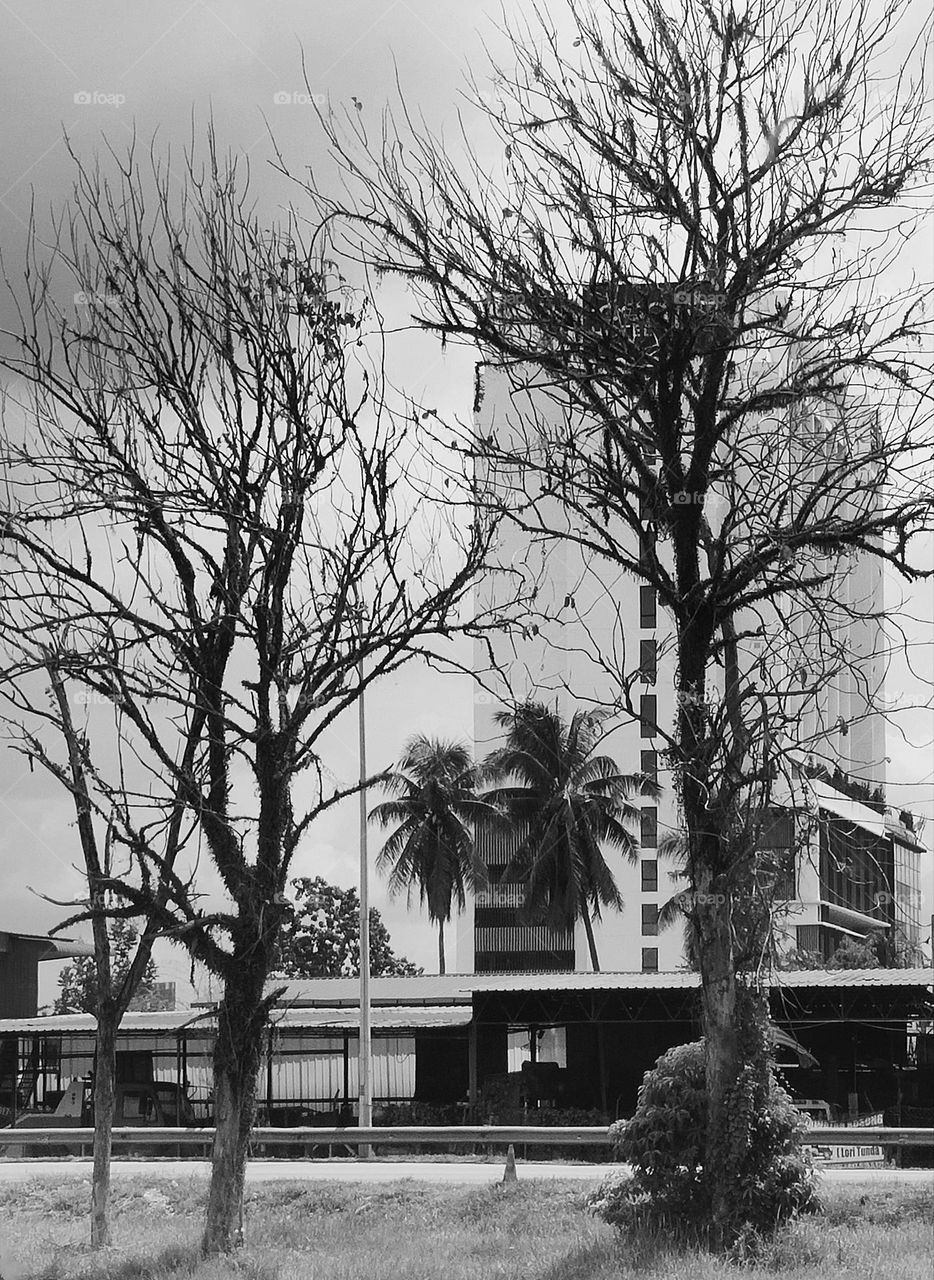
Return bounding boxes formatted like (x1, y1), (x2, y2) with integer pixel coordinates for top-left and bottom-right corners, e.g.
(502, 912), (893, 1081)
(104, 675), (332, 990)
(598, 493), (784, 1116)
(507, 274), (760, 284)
(502, 1142), (518, 1183)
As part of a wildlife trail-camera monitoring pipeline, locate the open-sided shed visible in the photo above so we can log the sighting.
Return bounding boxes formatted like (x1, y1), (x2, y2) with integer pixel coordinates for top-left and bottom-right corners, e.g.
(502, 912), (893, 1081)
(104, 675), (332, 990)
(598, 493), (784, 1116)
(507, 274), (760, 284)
(1, 968), (930, 1127)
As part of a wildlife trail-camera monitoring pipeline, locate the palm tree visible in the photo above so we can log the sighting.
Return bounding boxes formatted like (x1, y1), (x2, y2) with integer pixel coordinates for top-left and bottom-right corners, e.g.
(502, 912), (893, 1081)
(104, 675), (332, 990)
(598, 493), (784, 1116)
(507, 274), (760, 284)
(370, 736), (499, 974)
(482, 701), (658, 971)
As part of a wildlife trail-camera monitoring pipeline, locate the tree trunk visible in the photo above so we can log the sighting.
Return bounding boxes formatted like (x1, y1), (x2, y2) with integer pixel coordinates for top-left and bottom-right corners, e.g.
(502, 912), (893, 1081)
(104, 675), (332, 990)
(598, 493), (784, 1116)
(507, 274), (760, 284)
(201, 970), (266, 1255)
(90, 1011), (117, 1247)
(694, 884), (741, 1233)
(438, 921), (446, 975)
(582, 909), (600, 972)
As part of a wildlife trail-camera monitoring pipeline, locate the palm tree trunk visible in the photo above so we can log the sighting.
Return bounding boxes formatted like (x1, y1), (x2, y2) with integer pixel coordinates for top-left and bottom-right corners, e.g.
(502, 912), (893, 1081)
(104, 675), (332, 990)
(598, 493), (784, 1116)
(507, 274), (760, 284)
(438, 921), (446, 975)
(582, 909), (600, 972)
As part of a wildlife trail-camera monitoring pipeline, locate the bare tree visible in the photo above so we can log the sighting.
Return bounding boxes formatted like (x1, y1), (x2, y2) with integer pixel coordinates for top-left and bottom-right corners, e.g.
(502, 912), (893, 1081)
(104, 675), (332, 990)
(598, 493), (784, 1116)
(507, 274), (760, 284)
(3, 658), (194, 1247)
(0, 132), (505, 1254)
(316, 0), (934, 1238)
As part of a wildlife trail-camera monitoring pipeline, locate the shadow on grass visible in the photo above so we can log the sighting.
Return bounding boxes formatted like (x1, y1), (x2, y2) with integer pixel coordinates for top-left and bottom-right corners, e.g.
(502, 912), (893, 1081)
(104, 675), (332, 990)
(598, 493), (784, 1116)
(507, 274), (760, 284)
(31, 1240), (200, 1280)
(538, 1238), (619, 1280)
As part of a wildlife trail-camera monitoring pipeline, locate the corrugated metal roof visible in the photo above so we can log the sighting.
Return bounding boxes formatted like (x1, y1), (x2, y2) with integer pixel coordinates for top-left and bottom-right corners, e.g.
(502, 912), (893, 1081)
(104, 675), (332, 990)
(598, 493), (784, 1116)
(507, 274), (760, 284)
(272, 1005), (472, 1031)
(0, 1009), (212, 1035)
(771, 967), (934, 988)
(0, 1004), (471, 1036)
(464, 968), (933, 994)
(273, 967), (933, 1003)
(269, 974), (478, 1006)
(472, 971), (699, 994)
(3, 969), (929, 1036)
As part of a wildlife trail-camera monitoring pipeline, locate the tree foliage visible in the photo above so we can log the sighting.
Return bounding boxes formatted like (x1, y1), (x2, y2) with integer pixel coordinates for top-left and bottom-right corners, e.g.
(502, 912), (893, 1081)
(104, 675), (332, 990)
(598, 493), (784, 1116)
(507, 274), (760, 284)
(53, 920), (158, 1015)
(274, 876), (421, 978)
(482, 701), (655, 970)
(591, 1030), (819, 1251)
(371, 736), (497, 973)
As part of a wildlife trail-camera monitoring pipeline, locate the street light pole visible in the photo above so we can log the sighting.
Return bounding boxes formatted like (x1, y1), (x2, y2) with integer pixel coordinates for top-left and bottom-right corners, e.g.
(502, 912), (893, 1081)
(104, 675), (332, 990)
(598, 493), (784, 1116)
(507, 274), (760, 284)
(357, 649), (373, 1152)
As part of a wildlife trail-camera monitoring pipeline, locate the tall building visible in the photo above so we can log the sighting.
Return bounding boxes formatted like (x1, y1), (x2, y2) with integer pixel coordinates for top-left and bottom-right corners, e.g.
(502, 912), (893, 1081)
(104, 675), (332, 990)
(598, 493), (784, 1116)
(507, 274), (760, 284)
(459, 361), (682, 973)
(458, 357), (926, 974)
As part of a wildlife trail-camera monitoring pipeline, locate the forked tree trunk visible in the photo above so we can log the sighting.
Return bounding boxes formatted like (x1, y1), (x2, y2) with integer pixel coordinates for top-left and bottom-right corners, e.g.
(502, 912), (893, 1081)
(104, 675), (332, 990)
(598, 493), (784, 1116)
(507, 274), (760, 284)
(438, 921), (446, 975)
(201, 969), (266, 1255)
(90, 1011), (117, 1247)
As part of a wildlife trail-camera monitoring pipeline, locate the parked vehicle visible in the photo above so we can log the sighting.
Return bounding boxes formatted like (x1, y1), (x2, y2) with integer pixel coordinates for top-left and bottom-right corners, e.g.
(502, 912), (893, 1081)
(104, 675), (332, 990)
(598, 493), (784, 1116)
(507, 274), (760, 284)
(1, 1051), (204, 1157)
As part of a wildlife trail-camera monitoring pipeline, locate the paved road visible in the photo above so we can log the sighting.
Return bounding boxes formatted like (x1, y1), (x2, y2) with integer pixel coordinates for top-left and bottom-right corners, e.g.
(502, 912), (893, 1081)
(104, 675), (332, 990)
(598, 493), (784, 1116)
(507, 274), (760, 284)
(0, 1159), (931, 1186)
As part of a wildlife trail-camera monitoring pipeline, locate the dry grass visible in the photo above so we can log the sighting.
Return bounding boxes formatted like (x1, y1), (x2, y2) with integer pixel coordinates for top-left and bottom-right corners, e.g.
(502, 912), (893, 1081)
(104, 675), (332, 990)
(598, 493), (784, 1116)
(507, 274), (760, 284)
(0, 1176), (929, 1280)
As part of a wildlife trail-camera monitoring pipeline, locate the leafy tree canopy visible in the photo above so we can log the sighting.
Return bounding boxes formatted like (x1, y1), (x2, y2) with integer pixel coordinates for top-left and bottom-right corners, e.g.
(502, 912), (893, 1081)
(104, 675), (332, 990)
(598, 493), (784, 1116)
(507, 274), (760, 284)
(273, 876), (422, 978)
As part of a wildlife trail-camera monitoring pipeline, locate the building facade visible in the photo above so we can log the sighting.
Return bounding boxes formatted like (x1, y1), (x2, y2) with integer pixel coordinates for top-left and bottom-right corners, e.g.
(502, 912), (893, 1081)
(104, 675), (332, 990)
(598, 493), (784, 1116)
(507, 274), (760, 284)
(459, 360), (927, 974)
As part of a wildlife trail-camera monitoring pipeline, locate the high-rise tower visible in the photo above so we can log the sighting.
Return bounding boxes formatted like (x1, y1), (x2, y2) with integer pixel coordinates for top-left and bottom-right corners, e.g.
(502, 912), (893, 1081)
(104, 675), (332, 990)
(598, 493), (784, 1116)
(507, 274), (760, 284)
(458, 357), (922, 973)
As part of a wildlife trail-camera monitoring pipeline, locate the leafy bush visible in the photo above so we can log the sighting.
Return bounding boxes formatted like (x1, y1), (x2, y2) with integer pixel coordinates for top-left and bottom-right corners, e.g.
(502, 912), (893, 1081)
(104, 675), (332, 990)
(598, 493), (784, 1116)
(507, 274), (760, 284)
(589, 1038), (820, 1246)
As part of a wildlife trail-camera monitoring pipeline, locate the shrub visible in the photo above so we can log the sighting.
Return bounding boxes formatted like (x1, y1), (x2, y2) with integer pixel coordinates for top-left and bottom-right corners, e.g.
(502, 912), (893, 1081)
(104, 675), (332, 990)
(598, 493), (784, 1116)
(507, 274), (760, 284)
(589, 1038), (820, 1247)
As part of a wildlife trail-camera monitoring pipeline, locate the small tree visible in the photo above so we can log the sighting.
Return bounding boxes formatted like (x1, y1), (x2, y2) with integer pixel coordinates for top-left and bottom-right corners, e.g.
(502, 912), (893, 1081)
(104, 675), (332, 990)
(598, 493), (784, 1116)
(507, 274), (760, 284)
(53, 919), (157, 1015)
(482, 701), (655, 971)
(370, 736), (496, 973)
(0, 131), (505, 1254)
(274, 876), (422, 977)
(4, 657), (196, 1248)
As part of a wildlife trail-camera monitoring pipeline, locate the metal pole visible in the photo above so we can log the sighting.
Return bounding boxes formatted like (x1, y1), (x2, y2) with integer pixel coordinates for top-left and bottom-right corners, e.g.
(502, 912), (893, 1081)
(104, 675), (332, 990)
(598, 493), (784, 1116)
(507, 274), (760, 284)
(357, 651), (373, 1153)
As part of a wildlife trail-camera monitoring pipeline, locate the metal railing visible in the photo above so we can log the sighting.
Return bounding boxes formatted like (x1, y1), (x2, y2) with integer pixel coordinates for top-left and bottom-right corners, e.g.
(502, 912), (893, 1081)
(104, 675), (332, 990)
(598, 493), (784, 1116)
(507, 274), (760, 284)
(1, 1124), (932, 1154)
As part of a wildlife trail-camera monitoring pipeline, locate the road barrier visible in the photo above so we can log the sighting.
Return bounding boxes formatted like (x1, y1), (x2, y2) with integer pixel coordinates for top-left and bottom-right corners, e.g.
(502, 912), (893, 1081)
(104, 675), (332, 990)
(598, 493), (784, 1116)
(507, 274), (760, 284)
(1, 1124), (932, 1153)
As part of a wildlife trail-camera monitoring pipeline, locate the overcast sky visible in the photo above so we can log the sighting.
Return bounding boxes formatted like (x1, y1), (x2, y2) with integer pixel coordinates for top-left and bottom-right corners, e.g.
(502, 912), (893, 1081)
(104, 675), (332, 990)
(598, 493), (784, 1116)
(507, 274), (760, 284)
(0, 0), (931, 994)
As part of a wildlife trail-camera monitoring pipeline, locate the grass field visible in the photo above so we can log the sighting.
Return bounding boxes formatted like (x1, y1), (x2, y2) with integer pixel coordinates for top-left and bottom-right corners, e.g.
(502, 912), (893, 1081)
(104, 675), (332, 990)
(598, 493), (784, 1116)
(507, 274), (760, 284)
(0, 1176), (930, 1280)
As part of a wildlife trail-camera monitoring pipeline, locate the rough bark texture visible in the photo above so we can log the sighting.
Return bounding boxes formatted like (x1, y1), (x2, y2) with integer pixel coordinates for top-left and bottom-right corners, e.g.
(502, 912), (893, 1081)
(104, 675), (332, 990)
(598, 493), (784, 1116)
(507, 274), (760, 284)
(201, 966), (267, 1255)
(90, 1012), (117, 1247)
(694, 888), (741, 1231)
(438, 921), (446, 976)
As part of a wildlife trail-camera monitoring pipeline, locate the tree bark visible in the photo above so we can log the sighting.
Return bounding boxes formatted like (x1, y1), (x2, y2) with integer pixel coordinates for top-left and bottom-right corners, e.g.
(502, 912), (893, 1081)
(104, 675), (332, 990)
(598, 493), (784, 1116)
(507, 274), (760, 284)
(694, 882), (741, 1232)
(582, 909), (600, 972)
(90, 1011), (117, 1247)
(201, 968), (266, 1255)
(438, 921), (446, 975)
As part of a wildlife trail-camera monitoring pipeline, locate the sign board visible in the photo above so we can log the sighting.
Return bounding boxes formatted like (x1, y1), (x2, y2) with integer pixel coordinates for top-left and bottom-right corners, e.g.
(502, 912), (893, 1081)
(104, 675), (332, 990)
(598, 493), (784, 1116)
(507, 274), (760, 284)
(810, 1141), (885, 1168)
(805, 1111), (885, 1167)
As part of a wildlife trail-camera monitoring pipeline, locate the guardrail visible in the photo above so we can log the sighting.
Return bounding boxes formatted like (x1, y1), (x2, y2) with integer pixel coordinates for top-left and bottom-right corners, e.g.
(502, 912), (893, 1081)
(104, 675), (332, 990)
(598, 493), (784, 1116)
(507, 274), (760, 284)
(2, 1125), (932, 1151)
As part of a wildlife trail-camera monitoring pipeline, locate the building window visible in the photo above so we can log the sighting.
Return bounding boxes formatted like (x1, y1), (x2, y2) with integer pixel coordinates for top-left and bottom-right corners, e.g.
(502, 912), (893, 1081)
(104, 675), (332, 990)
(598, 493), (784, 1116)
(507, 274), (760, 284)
(642, 903), (659, 936)
(639, 585), (657, 629)
(640, 749), (657, 785)
(640, 807), (658, 848)
(639, 638), (657, 684)
(819, 816), (894, 918)
(640, 695), (657, 738)
(641, 859), (658, 893)
(641, 946), (659, 972)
